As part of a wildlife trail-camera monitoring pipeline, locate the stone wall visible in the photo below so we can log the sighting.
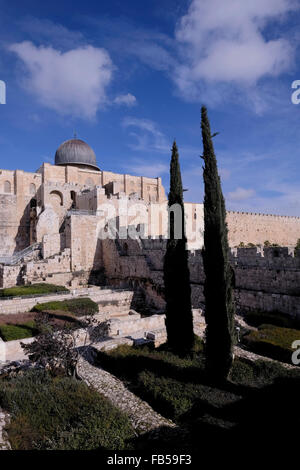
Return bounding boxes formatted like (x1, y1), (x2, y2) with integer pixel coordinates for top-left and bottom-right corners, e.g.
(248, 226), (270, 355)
(2, 160), (300, 263)
(0, 286), (134, 315)
(227, 211), (300, 247)
(0, 170), (42, 256)
(101, 239), (300, 319)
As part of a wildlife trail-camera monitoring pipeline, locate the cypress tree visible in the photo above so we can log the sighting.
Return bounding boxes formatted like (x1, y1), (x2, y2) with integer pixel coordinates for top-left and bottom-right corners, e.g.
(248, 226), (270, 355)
(201, 107), (235, 381)
(163, 141), (194, 355)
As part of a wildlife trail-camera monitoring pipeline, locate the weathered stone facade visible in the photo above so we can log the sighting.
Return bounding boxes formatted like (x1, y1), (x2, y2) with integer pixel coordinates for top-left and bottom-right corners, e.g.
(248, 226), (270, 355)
(227, 211), (300, 247)
(1, 137), (300, 321)
(100, 239), (300, 319)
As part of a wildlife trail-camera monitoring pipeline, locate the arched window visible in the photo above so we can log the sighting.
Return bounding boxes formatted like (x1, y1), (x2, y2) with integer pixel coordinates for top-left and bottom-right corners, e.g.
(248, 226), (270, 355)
(4, 181), (11, 193)
(29, 183), (36, 195)
(50, 190), (63, 206)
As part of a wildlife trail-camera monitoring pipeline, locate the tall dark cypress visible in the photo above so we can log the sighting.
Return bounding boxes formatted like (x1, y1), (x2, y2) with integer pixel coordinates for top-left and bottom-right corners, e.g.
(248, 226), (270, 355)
(201, 107), (235, 381)
(163, 141), (194, 355)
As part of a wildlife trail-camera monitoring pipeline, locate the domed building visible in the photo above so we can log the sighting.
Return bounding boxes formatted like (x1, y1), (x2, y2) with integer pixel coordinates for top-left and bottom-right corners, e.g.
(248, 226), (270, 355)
(0, 131), (300, 328)
(0, 135), (168, 266)
(55, 138), (100, 172)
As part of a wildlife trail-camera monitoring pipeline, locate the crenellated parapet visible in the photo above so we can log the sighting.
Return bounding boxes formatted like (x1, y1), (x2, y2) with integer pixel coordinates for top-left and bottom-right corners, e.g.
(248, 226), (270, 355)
(226, 210), (300, 247)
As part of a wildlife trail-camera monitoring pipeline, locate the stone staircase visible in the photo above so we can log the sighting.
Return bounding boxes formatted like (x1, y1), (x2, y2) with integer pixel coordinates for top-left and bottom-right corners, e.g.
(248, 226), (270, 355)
(0, 243), (41, 266)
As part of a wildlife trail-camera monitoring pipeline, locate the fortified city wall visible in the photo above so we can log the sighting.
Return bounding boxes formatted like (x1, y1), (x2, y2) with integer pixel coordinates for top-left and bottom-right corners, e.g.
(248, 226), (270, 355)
(100, 239), (300, 319)
(227, 211), (300, 247)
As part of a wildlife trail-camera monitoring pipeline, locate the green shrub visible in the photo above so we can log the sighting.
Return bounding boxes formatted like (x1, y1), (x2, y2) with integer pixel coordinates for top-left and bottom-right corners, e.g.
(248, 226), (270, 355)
(96, 341), (300, 436)
(0, 370), (134, 450)
(98, 343), (204, 384)
(0, 284), (69, 298)
(32, 297), (98, 317)
(244, 310), (299, 329)
(0, 321), (39, 341)
(230, 357), (299, 387)
(136, 371), (239, 421)
(243, 324), (300, 364)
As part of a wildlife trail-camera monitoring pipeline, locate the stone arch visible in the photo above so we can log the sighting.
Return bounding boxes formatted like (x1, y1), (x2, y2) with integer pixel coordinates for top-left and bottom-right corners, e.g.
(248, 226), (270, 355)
(4, 180), (11, 193)
(49, 190), (63, 207)
(29, 183), (36, 195)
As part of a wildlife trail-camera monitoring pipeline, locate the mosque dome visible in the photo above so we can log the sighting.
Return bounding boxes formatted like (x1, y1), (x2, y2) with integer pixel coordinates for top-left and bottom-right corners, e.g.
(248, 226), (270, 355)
(54, 138), (100, 171)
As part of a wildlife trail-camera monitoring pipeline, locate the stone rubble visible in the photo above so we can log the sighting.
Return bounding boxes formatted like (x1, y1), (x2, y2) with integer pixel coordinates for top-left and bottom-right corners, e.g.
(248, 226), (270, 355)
(0, 408), (10, 450)
(77, 349), (176, 435)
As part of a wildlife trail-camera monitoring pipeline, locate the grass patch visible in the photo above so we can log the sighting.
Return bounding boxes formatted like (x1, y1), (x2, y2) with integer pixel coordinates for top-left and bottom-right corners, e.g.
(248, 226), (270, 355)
(244, 309), (299, 329)
(0, 321), (39, 341)
(0, 369), (134, 450)
(136, 370), (240, 421)
(243, 324), (300, 364)
(32, 297), (98, 317)
(0, 311), (83, 341)
(97, 340), (300, 426)
(0, 283), (69, 298)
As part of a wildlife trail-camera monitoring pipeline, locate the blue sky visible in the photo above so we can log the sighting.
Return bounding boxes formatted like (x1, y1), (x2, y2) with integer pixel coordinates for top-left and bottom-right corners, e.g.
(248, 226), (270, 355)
(1, 0), (300, 215)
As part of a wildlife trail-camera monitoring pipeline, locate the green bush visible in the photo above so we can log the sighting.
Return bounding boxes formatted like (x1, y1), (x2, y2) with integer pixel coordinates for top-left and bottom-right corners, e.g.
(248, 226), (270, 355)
(244, 310), (299, 329)
(97, 340), (300, 430)
(0, 321), (39, 341)
(0, 283), (69, 298)
(32, 297), (98, 317)
(97, 343), (204, 384)
(243, 324), (300, 364)
(135, 371), (239, 421)
(230, 357), (299, 387)
(0, 370), (134, 450)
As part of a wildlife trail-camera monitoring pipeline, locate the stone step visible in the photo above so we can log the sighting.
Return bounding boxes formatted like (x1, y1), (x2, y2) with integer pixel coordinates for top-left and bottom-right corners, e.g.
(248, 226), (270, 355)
(146, 328), (167, 347)
(92, 336), (134, 352)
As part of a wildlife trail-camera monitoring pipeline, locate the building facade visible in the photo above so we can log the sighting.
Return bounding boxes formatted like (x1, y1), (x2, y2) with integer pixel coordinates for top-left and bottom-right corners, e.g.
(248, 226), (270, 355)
(0, 138), (300, 289)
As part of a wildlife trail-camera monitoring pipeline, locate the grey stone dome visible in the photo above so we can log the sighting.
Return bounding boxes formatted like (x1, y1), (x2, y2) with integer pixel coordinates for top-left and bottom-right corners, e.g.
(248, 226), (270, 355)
(55, 139), (99, 171)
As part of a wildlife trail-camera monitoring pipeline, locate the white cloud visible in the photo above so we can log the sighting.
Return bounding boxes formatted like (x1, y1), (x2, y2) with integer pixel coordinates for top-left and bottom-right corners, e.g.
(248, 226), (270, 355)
(122, 117), (171, 153)
(227, 187), (256, 201)
(9, 41), (114, 119)
(219, 168), (231, 181)
(18, 17), (84, 49)
(125, 161), (168, 177)
(175, 0), (297, 89)
(169, 0), (298, 106)
(114, 93), (137, 107)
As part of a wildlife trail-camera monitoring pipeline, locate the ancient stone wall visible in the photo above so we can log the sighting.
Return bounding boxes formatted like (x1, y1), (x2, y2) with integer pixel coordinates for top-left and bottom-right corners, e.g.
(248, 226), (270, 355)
(0, 286), (133, 315)
(101, 239), (300, 319)
(0, 170), (42, 256)
(226, 211), (300, 247)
